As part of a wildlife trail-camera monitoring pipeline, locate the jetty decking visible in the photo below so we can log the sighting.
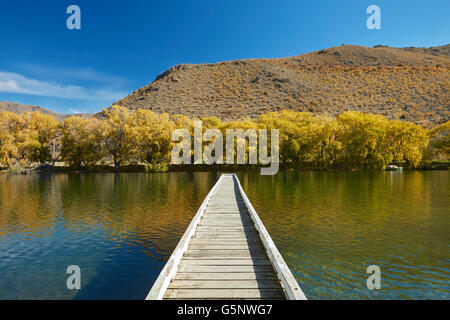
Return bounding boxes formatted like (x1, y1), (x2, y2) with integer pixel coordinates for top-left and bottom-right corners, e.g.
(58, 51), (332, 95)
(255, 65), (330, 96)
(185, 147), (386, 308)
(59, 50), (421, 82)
(146, 174), (307, 300)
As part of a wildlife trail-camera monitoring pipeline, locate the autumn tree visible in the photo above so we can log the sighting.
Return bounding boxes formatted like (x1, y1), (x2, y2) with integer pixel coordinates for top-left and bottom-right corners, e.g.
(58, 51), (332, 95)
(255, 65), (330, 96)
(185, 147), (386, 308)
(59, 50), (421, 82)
(385, 120), (429, 167)
(131, 109), (175, 169)
(424, 120), (450, 162)
(0, 108), (442, 172)
(0, 111), (24, 167)
(16, 112), (60, 166)
(220, 118), (259, 165)
(258, 111), (340, 169)
(336, 111), (390, 169)
(61, 116), (103, 169)
(258, 111), (302, 166)
(97, 105), (136, 169)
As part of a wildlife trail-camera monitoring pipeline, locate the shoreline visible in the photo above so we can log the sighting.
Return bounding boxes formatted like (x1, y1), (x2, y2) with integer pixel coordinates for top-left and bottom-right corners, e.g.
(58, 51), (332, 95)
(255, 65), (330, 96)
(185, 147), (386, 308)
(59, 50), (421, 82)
(1, 161), (448, 175)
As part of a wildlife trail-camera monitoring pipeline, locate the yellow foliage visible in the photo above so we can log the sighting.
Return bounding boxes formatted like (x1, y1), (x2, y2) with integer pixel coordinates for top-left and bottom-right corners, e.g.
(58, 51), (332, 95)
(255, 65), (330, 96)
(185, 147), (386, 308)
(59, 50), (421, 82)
(0, 111), (24, 166)
(61, 116), (102, 169)
(0, 107), (446, 170)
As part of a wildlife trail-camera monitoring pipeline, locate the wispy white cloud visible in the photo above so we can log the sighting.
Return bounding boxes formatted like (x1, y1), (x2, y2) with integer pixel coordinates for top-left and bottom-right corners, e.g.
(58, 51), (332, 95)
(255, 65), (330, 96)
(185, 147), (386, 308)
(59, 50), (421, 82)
(69, 108), (88, 114)
(0, 71), (128, 100)
(17, 63), (127, 85)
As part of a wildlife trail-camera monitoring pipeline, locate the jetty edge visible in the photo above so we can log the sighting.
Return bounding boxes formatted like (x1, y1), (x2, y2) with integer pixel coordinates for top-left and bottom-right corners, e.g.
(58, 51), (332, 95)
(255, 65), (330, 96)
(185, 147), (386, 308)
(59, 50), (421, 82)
(146, 173), (307, 300)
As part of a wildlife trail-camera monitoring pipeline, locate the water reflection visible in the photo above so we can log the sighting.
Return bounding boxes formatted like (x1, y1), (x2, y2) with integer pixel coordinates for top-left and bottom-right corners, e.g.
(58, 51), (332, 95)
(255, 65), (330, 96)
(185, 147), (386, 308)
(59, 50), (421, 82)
(0, 171), (448, 299)
(238, 171), (449, 299)
(0, 172), (217, 299)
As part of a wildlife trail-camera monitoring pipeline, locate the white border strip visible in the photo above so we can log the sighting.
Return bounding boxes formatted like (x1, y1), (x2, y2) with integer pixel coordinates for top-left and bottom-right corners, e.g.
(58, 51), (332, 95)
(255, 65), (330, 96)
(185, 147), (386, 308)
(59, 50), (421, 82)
(146, 174), (225, 300)
(233, 174), (307, 300)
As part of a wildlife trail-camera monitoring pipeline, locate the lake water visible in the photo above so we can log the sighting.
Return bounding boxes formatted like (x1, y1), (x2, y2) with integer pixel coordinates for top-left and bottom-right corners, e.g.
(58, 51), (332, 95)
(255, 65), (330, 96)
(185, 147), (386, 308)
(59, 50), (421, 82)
(0, 171), (448, 299)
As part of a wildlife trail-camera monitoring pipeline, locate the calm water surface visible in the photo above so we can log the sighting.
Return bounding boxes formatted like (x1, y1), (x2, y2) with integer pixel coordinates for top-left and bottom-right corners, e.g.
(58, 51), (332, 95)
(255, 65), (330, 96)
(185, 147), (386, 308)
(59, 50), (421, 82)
(0, 171), (448, 299)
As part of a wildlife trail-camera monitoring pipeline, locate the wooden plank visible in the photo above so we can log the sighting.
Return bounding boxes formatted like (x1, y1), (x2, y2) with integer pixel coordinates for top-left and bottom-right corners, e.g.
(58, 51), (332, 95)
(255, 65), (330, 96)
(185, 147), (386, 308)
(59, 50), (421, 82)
(199, 222), (249, 225)
(233, 175), (307, 300)
(207, 203), (246, 207)
(190, 240), (262, 245)
(174, 272), (279, 281)
(145, 175), (225, 300)
(184, 253), (267, 259)
(201, 216), (249, 220)
(202, 212), (246, 215)
(207, 205), (244, 208)
(192, 237), (259, 242)
(208, 201), (244, 205)
(198, 224), (247, 227)
(204, 210), (242, 214)
(197, 227), (248, 231)
(169, 280), (283, 289)
(193, 235), (259, 240)
(164, 289), (285, 299)
(193, 235), (261, 240)
(186, 249), (266, 254)
(197, 224), (247, 228)
(188, 244), (262, 249)
(190, 235), (262, 245)
(195, 231), (258, 241)
(201, 218), (250, 222)
(196, 229), (256, 233)
(182, 255), (268, 260)
(177, 265), (274, 273)
(201, 215), (249, 219)
(189, 243), (263, 250)
(202, 214), (249, 218)
(179, 259), (271, 266)
(148, 173), (305, 301)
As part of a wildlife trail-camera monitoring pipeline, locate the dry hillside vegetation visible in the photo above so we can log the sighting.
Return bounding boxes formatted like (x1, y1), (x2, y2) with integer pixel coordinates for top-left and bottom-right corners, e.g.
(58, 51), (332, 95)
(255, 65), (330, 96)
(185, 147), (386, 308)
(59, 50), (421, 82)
(116, 45), (450, 126)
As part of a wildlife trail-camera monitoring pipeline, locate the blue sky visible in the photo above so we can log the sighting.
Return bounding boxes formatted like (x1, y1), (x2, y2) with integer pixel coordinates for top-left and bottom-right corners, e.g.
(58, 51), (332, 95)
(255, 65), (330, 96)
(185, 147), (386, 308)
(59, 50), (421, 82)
(0, 0), (448, 114)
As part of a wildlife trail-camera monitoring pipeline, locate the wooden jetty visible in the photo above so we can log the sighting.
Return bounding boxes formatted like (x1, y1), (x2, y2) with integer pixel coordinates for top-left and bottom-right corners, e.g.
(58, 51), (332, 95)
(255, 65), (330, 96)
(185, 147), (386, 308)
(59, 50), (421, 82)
(146, 174), (307, 300)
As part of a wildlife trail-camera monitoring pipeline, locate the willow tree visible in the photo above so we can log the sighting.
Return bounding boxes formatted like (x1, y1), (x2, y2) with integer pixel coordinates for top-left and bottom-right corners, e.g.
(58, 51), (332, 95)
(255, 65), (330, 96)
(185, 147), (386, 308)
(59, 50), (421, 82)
(131, 109), (175, 169)
(220, 118), (259, 165)
(17, 112), (60, 166)
(336, 111), (390, 169)
(386, 120), (429, 167)
(258, 111), (339, 169)
(258, 111), (303, 166)
(313, 114), (341, 169)
(424, 120), (449, 162)
(0, 111), (24, 167)
(171, 114), (195, 163)
(97, 105), (136, 169)
(61, 116), (103, 169)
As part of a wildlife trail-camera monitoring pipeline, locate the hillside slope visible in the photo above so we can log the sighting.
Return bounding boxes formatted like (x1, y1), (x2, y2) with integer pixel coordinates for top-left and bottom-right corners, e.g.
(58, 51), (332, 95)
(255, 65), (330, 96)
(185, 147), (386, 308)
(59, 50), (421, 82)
(0, 101), (68, 121)
(115, 44), (450, 126)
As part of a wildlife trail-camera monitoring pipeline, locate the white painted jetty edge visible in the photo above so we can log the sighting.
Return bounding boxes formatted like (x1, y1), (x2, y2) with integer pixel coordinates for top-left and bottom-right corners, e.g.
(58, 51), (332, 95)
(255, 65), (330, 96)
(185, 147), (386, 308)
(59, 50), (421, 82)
(232, 174), (307, 300)
(146, 173), (307, 300)
(146, 174), (225, 300)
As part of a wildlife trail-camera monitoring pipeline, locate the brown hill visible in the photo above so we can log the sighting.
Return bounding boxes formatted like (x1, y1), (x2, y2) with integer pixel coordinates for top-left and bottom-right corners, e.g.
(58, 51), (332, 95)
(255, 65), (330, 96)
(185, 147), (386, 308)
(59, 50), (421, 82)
(398, 44), (450, 57)
(0, 101), (69, 121)
(115, 44), (450, 126)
